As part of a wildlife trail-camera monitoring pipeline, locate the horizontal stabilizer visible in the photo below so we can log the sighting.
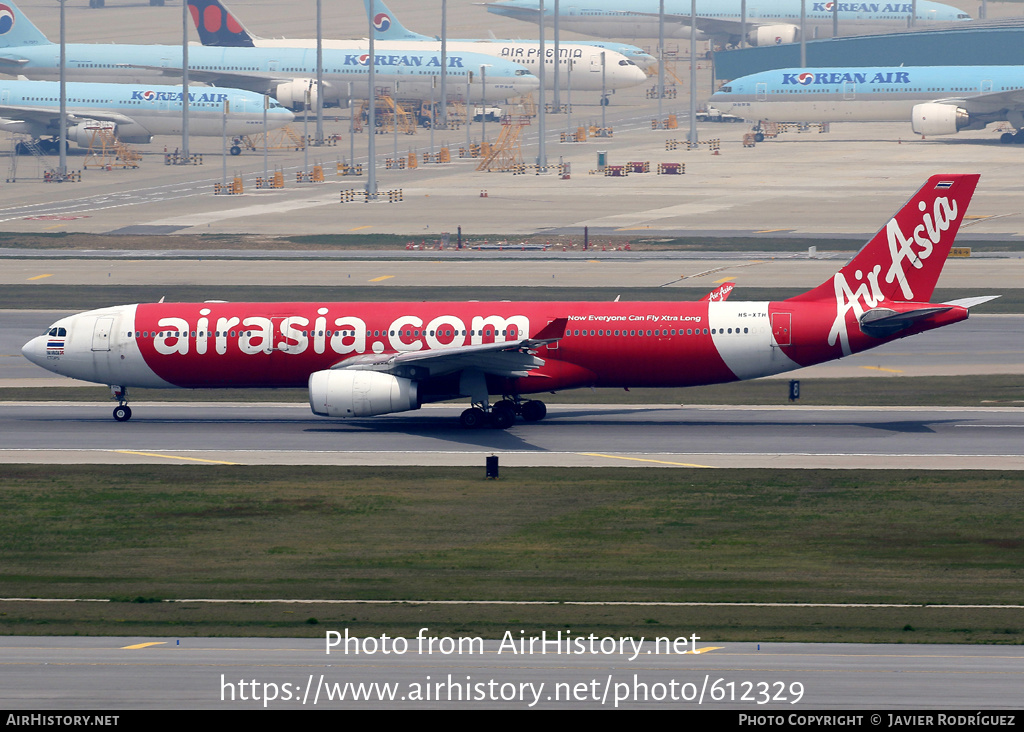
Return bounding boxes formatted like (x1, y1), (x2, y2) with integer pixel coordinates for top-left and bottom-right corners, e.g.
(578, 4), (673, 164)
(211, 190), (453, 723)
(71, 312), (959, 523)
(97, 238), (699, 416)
(943, 295), (1001, 309)
(859, 306), (952, 338)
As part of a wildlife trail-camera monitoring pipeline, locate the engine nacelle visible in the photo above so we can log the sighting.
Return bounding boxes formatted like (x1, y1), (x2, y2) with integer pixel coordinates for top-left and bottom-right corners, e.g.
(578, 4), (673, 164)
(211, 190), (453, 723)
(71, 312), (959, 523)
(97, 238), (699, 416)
(68, 121), (153, 148)
(746, 24), (800, 46)
(275, 78), (320, 111)
(309, 369), (419, 418)
(911, 103), (971, 136)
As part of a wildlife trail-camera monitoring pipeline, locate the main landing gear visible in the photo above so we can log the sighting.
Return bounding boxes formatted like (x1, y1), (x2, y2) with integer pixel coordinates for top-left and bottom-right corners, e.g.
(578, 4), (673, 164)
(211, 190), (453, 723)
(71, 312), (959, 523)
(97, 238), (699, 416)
(110, 385), (132, 422)
(459, 397), (547, 429)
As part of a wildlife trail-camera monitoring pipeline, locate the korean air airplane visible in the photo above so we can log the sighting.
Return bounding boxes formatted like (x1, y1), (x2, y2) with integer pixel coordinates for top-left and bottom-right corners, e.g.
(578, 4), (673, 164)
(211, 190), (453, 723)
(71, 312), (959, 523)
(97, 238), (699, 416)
(486, 0), (971, 46)
(184, 0), (649, 93)
(711, 66), (1024, 143)
(0, 78), (293, 152)
(0, 1), (539, 110)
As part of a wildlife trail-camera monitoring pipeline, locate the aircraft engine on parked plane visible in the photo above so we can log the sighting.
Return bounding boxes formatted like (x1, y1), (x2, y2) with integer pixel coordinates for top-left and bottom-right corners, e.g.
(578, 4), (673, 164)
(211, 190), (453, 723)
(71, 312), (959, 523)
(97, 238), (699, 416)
(746, 24), (800, 46)
(68, 120), (153, 147)
(308, 370), (420, 418)
(911, 103), (974, 135)
(274, 79), (322, 111)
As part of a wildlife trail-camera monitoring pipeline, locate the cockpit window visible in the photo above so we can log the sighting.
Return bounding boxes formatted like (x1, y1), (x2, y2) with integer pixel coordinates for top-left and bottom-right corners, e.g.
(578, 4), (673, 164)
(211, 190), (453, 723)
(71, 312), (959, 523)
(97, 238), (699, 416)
(719, 85), (732, 92)
(515, 69), (530, 76)
(47, 327), (67, 337)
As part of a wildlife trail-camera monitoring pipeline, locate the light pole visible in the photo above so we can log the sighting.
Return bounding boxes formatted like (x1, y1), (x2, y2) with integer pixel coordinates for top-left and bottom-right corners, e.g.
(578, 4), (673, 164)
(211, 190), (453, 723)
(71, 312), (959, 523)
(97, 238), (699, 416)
(537, 0), (547, 169)
(316, 0), (324, 144)
(181, 0), (189, 160)
(58, 0), (66, 176)
(480, 65), (489, 143)
(440, 0), (448, 128)
(688, 0), (697, 145)
(600, 51), (606, 132)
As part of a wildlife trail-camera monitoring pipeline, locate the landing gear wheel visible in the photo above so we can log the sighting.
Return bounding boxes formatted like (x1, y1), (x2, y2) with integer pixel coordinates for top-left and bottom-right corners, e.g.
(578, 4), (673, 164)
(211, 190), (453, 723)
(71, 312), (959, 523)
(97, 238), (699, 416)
(230, 145), (242, 156)
(754, 132), (765, 143)
(520, 400), (547, 422)
(460, 407), (486, 429)
(489, 407), (515, 430)
(1001, 132), (1015, 144)
(113, 405), (132, 422)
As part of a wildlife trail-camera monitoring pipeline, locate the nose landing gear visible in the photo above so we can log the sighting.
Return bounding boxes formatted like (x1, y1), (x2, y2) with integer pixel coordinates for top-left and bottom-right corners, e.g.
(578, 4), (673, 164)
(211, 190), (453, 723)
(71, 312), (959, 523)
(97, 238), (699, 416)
(110, 385), (132, 422)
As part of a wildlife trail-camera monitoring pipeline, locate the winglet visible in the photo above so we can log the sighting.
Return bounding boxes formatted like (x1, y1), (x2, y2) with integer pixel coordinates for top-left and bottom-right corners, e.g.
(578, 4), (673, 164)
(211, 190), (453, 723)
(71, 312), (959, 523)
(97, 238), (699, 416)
(944, 295), (1001, 309)
(526, 317), (567, 346)
(701, 281), (735, 302)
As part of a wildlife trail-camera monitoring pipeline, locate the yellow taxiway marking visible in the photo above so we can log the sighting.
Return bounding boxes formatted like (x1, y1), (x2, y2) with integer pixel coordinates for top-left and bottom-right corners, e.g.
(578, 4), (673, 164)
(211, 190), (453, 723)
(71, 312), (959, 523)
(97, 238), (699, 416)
(27, 274), (53, 281)
(114, 450), (240, 465)
(614, 226), (651, 231)
(580, 453), (714, 468)
(121, 642), (167, 650)
(691, 646), (724, 654)
(369, 275), (394, 282)
(588, 259), (602, 264)
(348, 225), (373, 231)
(753, 228), (792, 234)
(713, 277), (733, 284)
(43, 224), (67, 231)
(860, 366), (904, 374)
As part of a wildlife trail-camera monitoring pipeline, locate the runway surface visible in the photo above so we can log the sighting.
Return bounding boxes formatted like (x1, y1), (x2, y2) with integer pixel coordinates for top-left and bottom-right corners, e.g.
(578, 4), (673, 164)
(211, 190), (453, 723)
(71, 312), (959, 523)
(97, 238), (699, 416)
(1, 637), (1021, 709)
(3, 402), (1023, 469)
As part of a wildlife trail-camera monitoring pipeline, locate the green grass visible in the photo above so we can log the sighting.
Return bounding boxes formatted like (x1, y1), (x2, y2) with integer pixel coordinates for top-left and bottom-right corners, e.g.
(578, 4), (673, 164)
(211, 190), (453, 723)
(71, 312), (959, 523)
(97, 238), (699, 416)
(0, 466), (1021, 641)
(4, 375), (1022, 407)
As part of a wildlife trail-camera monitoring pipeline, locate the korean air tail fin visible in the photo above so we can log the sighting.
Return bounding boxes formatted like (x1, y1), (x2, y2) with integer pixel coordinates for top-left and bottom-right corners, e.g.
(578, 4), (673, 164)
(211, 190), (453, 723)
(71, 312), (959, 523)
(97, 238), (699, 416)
(0, 1), (53, 49)
(791, 174), (979, 305)
(187, 0), (256, 48)
(363, 0), (431, 41)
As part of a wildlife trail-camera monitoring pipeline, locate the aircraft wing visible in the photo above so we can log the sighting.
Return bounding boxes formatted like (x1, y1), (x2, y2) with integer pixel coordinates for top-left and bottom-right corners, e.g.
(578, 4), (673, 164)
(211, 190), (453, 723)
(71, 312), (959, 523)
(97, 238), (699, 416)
(128, 65), (292, 96)
(330, 317), (568, 379)
(0, 56), (29, 69)
(617, 11), (758, 39)
(937, 89), (1024, 115)
(0, 104), (136, 128)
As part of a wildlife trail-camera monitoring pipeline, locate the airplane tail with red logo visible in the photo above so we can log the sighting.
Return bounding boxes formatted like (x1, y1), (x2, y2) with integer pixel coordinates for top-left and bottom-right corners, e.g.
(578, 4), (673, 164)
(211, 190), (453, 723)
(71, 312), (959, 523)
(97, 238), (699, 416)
(0, 1), (54, 48)
(790, 173), (979, 305)
(187, 0), (255, 48)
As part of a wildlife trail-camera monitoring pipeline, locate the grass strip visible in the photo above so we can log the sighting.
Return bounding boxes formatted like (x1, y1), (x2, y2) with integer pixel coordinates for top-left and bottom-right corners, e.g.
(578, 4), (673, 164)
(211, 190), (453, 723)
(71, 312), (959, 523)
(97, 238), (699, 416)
(0, 466), (1021, 641)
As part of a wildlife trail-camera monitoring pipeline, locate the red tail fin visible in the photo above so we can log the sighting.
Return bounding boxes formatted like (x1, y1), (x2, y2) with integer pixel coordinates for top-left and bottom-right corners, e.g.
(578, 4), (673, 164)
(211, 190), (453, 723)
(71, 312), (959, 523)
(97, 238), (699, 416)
(792, 174), (979, 304)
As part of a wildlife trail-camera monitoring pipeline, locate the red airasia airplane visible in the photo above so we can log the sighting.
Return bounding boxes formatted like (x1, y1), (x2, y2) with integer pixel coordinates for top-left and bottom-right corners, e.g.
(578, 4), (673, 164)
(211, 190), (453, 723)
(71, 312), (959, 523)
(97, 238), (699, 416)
(23, 174), (995, 429)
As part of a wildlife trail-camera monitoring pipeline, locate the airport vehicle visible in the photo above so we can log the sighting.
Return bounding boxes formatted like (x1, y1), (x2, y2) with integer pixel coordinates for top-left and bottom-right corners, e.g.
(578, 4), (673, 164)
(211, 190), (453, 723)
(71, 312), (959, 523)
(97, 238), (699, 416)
(711, 66), (1024, 143)
(0, 79), (293, 153)
(23, 175), (995, 429)
(0, 1), (539, 109)
(695, 105), (743, 122)
(485, 0), (971, 46)
(184, 0), (648, 93)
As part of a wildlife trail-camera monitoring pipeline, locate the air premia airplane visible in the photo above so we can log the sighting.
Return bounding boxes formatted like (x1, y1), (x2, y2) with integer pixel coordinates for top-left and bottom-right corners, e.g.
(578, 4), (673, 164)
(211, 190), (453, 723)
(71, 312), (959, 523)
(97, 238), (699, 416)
(711, 66), (1024, 143)
(23, 175), (997, 428)
(0, 78), (293, 152)
(185, 0), (648, 93)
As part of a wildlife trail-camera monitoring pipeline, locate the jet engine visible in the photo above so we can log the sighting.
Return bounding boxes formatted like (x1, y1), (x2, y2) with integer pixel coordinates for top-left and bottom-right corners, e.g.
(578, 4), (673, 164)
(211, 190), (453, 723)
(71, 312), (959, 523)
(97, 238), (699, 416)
(911, 103), (972, 136)
(746, 24), (800, 46)
(308, 369), (419, 418)
(274, 79), (320, 111)
(68, 121), (152, 147)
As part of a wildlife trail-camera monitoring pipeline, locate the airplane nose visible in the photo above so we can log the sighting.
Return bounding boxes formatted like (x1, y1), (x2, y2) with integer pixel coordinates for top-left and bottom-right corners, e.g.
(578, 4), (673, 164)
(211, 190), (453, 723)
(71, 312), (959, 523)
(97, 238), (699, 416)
(21, 336), (47, 369)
